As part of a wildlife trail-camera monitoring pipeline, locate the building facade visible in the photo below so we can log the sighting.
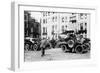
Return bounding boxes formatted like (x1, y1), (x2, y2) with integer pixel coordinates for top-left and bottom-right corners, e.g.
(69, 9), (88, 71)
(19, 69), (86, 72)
(40, 12), (90, 40)
(24, 11), (41, 38)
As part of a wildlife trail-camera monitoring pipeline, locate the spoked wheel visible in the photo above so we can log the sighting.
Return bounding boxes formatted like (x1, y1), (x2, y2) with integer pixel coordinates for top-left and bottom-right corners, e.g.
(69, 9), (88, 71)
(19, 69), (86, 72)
(33, 44), (38, 51)
(82, 43), (90, 53)
(61, 45), (67, 52)
(25, 44), (30, 51)
(75, 45), (83, 53)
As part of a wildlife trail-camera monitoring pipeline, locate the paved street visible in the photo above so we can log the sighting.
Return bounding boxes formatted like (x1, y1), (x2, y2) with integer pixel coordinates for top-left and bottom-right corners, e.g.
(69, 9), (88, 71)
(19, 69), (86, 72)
(24, 48), (90, 62)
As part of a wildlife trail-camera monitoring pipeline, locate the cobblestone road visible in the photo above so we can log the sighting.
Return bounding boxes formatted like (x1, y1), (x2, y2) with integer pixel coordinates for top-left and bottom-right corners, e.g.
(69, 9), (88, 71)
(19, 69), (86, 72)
(24, 48), (90, 62)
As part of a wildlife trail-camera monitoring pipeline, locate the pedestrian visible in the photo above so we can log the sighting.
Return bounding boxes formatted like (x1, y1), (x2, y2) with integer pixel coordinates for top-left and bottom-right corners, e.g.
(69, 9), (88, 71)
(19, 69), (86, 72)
(40, 38), (47, 57)
(41, 46), (45, 57)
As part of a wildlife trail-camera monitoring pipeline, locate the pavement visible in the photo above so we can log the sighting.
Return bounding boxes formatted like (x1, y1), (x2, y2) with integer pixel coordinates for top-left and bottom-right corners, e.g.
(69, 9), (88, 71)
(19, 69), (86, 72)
(24, 48), (90, 62)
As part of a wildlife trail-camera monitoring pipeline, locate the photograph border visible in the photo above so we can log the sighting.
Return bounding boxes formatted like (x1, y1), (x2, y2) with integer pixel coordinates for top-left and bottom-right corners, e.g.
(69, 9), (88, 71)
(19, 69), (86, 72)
(11, 2), (97, 71)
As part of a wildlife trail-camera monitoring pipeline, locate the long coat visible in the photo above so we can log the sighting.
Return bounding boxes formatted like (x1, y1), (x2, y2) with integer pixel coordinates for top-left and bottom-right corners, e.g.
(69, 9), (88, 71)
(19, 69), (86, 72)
(40, 39), (47, 48)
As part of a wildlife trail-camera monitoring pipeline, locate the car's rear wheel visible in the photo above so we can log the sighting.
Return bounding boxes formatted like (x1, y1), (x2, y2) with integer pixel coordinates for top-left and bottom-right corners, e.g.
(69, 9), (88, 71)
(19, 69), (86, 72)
(61, 44), (67, 52)
(75, 45), (83, 53)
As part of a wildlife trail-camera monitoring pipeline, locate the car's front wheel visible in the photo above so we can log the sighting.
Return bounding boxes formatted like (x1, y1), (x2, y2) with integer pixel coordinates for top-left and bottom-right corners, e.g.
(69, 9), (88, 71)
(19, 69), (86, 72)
(82, 43), (90, 53)
(61, 44), (67, 52)
(25, 44), (30, 51)
(33, 44), (38, 51)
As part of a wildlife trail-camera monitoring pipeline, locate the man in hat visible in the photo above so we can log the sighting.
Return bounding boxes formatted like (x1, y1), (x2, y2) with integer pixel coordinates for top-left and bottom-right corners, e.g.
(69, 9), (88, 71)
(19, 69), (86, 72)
(40, 38), (47, 57)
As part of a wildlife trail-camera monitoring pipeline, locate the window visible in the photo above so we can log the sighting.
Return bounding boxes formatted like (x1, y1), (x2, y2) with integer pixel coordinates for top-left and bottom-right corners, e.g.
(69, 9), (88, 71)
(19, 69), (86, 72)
(80, 13), (83, 19)
(43, 27), (47, 35)
(43, 12), (45, 16)
(46, 27), (47, 33)
(52, 25), (54, 35)
(31, 28), (33, 32)
(62, 17), (64, 23)
(55, 16), (57, 22)
(85, 14), (87, 19)
(80, 23), (83, 30)
(85, 22), (87, 26)
(65, 25), (67, 29)
(43, 19), (45, 24)
(43, 27), (45, 33)
(85, 22), (87, 30)
(52, 17), (55, 22)
(45, 12), (47, 16)
(53, 12), (55, 14)
(46, 19), (47, 23)
(80, 13), (83, 16)
(48, 12), (50, 16)
(65, 17), (67, 22)
(62, 25), (64, 32)
(71, 20), (76, 23)
(24, 14), (28, 21)
(72, 13), (75, 15)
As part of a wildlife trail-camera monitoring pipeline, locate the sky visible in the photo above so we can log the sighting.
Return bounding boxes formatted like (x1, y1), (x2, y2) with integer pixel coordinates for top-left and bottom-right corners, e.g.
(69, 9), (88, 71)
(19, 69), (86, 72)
(30, 11), (42, 22)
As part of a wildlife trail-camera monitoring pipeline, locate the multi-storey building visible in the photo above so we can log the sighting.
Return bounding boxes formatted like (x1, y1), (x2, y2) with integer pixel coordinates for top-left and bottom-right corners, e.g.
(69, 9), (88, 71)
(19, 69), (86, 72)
(24, 11), (41, 38)
(40, 11), (90, 40)
(77, 13), (90, 38)
(41, 12), (59, 40)
(24, 11), (31, 37)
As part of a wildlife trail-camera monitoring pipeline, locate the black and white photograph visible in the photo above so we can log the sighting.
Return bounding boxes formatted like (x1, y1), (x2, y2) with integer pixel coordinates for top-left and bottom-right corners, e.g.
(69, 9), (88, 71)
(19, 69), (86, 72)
(10, 2), (98, 71)
(24, 11), (91, 62)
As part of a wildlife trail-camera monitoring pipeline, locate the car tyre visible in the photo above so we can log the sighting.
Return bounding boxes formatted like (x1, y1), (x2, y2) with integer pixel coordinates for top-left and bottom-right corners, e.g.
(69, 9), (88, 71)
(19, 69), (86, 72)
(25, 44), (30, 51)
(33, 44), (38, 51)
(61, 44), (67, 52)
(75, 45), (83, 53)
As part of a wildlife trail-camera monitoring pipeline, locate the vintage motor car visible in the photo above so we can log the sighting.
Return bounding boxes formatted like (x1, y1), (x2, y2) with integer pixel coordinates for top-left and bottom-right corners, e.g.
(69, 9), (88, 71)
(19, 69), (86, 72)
(49, 38), (58, 48)
(56, 34), (90, 53)
(24, 37), (41, 51)
(24, 37), (52, 51)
